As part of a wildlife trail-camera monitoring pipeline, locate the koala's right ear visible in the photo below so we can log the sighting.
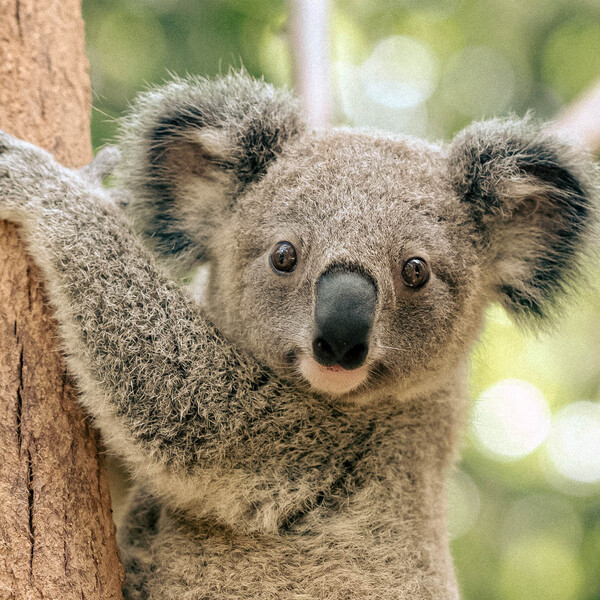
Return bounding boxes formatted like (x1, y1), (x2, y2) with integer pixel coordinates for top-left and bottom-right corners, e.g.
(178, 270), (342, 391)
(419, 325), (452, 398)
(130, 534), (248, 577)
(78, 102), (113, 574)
(116, 72), (304, 273)
(448, 118), (598, 322)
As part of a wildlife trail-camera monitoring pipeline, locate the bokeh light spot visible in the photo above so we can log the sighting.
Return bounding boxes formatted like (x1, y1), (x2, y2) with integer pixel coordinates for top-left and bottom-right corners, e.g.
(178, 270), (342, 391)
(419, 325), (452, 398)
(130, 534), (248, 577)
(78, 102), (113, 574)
(471, 379), (550, 461)
(547, 401), (600, 484)
(361, 36), (438, 109)
(334, 61), (429, 136)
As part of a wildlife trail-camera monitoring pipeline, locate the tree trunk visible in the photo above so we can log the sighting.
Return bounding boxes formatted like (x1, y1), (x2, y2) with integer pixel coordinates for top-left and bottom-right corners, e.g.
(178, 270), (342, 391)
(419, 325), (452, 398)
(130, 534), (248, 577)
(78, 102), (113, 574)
(288, 0), (332, 128)
(0, 1), (124, 598)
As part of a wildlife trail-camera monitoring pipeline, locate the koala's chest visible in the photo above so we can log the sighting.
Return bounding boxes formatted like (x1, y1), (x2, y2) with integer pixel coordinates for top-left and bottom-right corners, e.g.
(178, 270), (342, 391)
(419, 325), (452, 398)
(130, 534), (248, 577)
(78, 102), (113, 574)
(119, 491), (458, 600)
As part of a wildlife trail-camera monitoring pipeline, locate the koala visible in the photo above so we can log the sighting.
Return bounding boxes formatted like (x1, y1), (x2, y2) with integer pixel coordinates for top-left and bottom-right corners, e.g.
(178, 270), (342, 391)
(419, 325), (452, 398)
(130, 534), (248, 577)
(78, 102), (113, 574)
(0, 72), (597, 600)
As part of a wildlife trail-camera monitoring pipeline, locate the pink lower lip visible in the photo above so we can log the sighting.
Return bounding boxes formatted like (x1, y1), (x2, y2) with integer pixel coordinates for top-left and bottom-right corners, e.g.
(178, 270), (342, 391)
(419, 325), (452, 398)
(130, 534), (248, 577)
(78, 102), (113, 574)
(323, 365), (346, 373)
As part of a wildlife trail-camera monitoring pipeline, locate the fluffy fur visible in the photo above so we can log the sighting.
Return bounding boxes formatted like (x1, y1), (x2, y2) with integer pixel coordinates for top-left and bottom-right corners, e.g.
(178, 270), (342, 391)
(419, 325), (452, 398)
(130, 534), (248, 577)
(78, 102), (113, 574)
(0, 72), (597, 599)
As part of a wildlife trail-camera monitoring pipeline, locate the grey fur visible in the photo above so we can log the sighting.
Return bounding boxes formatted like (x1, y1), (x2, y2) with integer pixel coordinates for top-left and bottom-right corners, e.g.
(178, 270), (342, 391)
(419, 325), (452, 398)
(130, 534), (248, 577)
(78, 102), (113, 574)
(0, 72), (597, 599)
(78, 145), (122, 185)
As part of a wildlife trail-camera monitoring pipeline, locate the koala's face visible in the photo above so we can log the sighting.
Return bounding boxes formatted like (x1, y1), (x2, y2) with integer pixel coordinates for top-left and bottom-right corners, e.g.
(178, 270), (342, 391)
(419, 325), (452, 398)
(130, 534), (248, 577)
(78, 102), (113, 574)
(120, 74), (595, 403)
(207, 131), (483, 400)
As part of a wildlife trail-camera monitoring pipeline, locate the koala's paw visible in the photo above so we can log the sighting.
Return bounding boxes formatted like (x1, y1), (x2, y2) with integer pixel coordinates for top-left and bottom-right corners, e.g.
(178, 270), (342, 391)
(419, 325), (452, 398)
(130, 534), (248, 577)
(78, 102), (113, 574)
(78, 146), (121, 186)
(0, 130), (71, 224)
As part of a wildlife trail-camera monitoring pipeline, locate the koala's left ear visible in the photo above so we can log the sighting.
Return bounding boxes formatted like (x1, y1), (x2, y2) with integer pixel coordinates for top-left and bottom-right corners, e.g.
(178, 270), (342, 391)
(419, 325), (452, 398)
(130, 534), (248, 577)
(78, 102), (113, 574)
(116, 72), (305, 274)
(448, 118), (598, 320)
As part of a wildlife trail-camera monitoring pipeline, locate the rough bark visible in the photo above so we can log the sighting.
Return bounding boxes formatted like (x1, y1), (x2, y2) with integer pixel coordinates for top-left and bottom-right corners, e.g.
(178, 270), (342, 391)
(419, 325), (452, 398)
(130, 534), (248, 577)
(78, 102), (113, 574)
(0, 0), (124, 598)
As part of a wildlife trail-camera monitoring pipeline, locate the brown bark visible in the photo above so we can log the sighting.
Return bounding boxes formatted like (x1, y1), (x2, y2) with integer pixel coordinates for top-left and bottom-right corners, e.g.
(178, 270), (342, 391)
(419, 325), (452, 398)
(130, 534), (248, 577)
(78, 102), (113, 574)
(0, 1), (124, 598)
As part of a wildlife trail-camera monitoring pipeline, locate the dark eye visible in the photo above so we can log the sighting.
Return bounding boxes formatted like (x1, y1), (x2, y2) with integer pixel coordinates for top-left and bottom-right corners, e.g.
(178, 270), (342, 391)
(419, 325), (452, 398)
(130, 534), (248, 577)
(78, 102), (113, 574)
(270, 241), (297, 273)
(401, 258), (430, 288)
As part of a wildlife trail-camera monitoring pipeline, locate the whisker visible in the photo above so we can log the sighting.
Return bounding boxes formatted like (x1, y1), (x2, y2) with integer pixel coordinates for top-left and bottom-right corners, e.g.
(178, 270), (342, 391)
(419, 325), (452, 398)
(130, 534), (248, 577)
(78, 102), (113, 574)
(375, 344), (403, 352)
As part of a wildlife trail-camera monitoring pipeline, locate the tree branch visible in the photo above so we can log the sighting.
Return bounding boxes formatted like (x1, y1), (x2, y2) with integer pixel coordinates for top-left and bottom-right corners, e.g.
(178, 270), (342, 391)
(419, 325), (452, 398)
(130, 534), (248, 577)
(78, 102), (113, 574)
(555, 79), (600, 153)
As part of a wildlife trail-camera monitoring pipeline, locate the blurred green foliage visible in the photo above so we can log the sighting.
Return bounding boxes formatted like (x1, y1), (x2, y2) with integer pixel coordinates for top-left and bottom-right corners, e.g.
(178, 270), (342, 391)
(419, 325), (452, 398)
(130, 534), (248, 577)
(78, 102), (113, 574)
(82, 1), (600, 599)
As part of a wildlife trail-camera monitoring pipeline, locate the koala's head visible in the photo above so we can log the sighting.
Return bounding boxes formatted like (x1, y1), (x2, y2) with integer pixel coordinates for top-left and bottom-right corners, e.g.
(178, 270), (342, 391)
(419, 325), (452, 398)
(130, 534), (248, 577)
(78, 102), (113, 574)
(118, 73), (597, 403)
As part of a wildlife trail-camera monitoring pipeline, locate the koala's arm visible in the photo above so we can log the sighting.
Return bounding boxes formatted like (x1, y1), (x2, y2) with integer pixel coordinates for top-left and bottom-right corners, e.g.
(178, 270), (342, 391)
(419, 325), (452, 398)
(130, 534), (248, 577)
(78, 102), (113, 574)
(0, 132), (293, 494)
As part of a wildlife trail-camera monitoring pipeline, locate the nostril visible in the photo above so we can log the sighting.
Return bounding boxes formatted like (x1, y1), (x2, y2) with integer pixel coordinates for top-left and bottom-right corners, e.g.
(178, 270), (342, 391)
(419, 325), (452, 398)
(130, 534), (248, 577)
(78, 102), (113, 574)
(340, 342), (369, 370)
(312, 337), (337, 366)
(313, 337), (370, 370)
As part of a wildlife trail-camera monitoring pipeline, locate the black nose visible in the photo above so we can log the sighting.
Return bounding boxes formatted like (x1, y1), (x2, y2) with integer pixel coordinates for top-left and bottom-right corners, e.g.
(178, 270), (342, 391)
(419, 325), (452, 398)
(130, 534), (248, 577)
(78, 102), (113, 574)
(313, 270), (377, 370)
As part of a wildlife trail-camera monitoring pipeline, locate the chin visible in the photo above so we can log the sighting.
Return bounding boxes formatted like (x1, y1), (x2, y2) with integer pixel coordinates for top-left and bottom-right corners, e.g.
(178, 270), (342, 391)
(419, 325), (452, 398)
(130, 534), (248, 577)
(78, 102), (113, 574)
(297, 354), (370, 396)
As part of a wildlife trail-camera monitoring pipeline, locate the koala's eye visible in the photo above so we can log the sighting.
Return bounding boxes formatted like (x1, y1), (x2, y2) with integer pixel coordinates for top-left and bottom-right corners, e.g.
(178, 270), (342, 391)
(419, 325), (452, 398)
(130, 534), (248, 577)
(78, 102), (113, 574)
(270, 241), (297, 273)
(401, 258), (430, 288)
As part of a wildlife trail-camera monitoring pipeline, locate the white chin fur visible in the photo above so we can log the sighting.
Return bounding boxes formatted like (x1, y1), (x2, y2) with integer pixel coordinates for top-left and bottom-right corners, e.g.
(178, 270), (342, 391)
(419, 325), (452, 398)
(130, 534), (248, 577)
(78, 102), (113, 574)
(298, 355), (369, 396)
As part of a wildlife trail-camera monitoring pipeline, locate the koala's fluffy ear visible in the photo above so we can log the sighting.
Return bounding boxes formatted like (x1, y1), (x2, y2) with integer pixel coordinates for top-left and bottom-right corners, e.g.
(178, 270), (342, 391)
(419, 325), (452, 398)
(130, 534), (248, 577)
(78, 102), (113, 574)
(116, 72), (304, 273)
(448, 118), (598, 320)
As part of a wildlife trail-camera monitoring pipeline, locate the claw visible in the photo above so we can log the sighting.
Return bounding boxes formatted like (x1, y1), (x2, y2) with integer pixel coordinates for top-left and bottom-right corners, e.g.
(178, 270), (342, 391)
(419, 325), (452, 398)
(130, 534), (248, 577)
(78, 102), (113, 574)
(0, 130), (14, 149)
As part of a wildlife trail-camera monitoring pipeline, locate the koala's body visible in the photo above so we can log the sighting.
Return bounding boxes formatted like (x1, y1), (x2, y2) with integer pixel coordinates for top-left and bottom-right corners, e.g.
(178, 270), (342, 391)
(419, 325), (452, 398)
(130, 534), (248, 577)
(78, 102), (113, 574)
(0, 73), (597, 599)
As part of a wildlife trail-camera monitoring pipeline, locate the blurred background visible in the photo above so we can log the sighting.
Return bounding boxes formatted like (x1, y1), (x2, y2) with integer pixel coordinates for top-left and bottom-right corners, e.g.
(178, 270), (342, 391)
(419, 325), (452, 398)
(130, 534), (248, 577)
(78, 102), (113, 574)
(82, 1), (600, 599)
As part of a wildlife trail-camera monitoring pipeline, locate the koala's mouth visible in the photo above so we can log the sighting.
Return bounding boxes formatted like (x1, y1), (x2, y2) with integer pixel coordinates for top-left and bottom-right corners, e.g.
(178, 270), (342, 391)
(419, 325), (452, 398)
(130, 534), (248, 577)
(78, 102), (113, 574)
(297, 354), (370, 396)
(288, 268), (377, 396)
(320, 364), (346, 373)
